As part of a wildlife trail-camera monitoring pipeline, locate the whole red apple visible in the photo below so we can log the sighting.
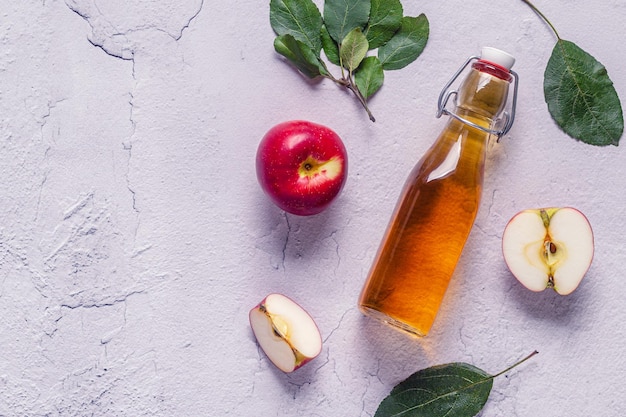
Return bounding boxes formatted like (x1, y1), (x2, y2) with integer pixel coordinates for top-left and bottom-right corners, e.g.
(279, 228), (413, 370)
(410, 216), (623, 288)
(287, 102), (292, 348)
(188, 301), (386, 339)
(256, 120), (348, 216)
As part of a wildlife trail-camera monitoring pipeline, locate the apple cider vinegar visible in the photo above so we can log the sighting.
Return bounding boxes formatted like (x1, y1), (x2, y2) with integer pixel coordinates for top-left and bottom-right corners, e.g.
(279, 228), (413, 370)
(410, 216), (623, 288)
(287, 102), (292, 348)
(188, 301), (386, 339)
(359, 48), (518, 337)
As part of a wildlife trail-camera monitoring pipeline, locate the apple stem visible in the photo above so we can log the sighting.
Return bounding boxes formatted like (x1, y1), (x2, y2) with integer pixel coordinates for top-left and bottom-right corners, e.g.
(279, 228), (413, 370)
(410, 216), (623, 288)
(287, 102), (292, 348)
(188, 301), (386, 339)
(540, 209), (551, 228)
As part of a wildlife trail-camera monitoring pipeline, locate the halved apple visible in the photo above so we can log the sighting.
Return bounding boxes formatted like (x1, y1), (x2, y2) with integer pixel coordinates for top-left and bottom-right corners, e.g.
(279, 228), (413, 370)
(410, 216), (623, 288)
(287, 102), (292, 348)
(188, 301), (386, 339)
(502, 207), (594, 295)
(249, 293), (322, 372)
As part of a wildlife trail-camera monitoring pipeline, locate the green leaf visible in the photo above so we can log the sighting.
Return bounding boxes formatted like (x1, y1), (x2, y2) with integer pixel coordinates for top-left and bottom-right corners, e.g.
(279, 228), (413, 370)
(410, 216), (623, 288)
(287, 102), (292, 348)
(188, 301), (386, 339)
(321, 25), (340, 66)
(274, 34), (328, 78)
(355, 56), (384, 98)
(544, 39), (624, 146)
(324, 0), (371, 44)
(378, 14), (429, 70)
(340, 28), (369, 72)
(374, 352), (538, 417)
(374, 362), (493, 417)
(365, 0), (403, 49)
(270, 0), (323, 53)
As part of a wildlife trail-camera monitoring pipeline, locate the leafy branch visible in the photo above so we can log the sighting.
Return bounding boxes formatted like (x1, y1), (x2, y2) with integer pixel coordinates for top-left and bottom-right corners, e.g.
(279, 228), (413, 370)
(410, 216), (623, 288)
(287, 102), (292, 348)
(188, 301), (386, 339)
(374, 351), (539, 417)
(270, 0), (429, 122)
(522, 0), (623, 146)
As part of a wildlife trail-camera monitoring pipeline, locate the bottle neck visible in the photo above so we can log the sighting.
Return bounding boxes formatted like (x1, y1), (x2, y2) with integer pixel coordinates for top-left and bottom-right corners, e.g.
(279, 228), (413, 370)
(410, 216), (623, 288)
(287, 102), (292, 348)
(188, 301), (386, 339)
(455, 62), (511, 123)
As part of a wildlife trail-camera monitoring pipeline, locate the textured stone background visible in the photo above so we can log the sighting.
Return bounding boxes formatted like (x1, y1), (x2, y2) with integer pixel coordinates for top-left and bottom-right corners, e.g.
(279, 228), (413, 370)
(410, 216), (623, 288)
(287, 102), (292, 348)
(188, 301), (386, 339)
(1, 1), (625, 416)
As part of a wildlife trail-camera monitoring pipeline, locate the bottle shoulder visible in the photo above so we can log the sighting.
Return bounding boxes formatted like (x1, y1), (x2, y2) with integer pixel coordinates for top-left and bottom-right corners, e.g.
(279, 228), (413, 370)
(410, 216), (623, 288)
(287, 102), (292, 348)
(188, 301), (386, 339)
(407, 120), (488, 184)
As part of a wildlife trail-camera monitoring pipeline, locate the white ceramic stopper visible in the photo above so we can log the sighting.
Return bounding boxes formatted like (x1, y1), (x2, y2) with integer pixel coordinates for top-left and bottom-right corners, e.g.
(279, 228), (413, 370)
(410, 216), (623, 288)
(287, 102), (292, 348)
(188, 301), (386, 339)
(481, 47), (515, 70)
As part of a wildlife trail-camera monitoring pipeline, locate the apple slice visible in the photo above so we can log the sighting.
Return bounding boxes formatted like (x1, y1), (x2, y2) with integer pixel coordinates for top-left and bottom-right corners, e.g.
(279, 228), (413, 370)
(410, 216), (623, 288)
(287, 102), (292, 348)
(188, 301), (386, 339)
(502, 207), (594, 295)
(249, 293), (322, 372)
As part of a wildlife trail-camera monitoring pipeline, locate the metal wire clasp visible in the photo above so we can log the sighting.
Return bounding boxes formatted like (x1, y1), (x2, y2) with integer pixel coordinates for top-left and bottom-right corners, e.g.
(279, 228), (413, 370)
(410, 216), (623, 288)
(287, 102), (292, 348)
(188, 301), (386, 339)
(436, 55), (519, 141)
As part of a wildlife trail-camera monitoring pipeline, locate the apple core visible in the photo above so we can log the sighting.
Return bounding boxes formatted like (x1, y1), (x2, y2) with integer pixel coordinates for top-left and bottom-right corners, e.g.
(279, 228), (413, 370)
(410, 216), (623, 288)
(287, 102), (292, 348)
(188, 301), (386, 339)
(502, 207), (594, 295)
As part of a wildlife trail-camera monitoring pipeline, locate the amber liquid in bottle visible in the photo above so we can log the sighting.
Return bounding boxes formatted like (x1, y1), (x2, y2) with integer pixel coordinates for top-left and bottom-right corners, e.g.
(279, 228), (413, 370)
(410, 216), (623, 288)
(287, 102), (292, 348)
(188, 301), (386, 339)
(359, 62), (512, 337)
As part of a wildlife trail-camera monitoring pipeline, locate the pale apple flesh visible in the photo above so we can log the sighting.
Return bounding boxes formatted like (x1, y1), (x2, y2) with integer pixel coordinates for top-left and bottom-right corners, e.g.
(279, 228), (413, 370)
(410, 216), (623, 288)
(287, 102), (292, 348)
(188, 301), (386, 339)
(249, 293), (322, 372)
(502, 207), (593, 295)
(298, 156), (343, 183)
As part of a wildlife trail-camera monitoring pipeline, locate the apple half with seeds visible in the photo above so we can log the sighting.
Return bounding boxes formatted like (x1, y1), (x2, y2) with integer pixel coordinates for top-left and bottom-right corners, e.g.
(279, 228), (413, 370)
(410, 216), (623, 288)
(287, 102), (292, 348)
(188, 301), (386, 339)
(502, 207), (594, 295)
(249, 293), (322, 372)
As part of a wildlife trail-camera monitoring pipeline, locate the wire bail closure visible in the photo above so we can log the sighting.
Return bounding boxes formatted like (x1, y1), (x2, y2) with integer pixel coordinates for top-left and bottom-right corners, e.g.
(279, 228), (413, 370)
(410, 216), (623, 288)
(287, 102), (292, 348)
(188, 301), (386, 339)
(436, 55), (519, 141)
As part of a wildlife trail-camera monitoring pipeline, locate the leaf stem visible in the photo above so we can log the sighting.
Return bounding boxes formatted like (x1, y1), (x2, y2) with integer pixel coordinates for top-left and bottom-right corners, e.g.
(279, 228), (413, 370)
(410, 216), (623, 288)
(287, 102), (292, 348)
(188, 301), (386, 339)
(350, 83), (376, 122)
(325, 72), (376, 122)
(492, 350), (539, 379)
(520, 0), (561, 40)
(329, 43), (375, 122)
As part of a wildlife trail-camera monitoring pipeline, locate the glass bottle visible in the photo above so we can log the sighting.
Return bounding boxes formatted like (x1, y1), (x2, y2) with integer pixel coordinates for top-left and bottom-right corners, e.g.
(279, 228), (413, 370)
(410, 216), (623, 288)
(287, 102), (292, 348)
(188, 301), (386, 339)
(358, 47), (518, 337)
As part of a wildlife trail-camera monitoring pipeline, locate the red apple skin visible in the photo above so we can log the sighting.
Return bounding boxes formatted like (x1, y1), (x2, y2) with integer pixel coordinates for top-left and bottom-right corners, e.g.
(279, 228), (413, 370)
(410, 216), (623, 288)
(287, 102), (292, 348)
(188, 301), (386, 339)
(256, 120), (348, 216)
